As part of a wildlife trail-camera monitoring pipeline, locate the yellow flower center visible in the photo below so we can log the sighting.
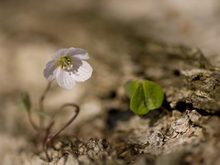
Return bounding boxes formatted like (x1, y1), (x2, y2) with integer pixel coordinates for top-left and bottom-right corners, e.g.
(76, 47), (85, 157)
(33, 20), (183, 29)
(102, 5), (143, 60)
(56, 56), (73, 70)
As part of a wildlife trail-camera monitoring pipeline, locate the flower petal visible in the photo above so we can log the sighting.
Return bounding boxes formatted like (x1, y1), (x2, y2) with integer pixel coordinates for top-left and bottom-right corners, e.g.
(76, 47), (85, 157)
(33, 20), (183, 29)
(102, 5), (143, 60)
(55, 68), (76, 89)
(53, 48), (69, 60)
(43, 60), (57, 81)
(67, 57), (82, 71)
(72, 61), (93, 82)
(68, 47), (89, 60)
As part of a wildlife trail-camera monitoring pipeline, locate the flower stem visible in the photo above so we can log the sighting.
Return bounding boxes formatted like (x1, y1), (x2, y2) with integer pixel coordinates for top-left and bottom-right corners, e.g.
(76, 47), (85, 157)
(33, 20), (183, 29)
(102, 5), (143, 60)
(27, 109), (39, 132)
(43, 103), (80, 161)
(39, 82), (52, 130)
(49, 103), (79, 139)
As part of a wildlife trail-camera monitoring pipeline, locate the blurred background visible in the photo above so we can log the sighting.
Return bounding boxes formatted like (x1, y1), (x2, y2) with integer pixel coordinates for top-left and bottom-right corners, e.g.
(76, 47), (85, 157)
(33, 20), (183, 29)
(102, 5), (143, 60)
(0, 0), (220, 163)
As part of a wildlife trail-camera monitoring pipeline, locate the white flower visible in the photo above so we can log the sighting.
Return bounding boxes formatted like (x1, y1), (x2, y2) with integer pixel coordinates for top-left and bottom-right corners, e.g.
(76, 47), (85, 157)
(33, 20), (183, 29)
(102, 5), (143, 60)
(44, 47), (93, 89)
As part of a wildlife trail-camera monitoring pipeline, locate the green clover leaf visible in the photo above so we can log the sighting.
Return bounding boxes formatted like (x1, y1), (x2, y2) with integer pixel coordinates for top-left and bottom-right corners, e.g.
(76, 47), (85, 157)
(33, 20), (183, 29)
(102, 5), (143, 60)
(126, 80), (164, 115)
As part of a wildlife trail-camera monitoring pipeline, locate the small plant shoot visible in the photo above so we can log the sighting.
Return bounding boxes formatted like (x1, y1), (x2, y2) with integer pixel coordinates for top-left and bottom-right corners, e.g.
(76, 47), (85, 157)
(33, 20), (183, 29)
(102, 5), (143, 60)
(20, 91), (31, 112)
(126, 80), (164, 115)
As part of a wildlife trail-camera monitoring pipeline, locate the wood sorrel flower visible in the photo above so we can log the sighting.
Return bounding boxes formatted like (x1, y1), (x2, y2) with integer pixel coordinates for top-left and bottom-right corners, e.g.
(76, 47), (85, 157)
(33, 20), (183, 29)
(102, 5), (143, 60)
(44, 48), (93, 89)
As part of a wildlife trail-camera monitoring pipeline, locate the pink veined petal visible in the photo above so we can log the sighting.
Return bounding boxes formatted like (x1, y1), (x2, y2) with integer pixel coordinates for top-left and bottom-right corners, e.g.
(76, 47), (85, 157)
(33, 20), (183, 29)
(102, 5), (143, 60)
(43, 60), (57, 81)
(68, 47), (89, 60)
(52, 48), (69, 60)
(72, 61), (93, 82)
(55, 68), (76, 89)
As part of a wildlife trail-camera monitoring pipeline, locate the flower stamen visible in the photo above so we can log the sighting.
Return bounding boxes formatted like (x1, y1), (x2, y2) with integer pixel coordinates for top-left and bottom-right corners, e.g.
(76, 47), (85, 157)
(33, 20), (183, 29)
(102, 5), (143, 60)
(56, 56), (73, 71)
